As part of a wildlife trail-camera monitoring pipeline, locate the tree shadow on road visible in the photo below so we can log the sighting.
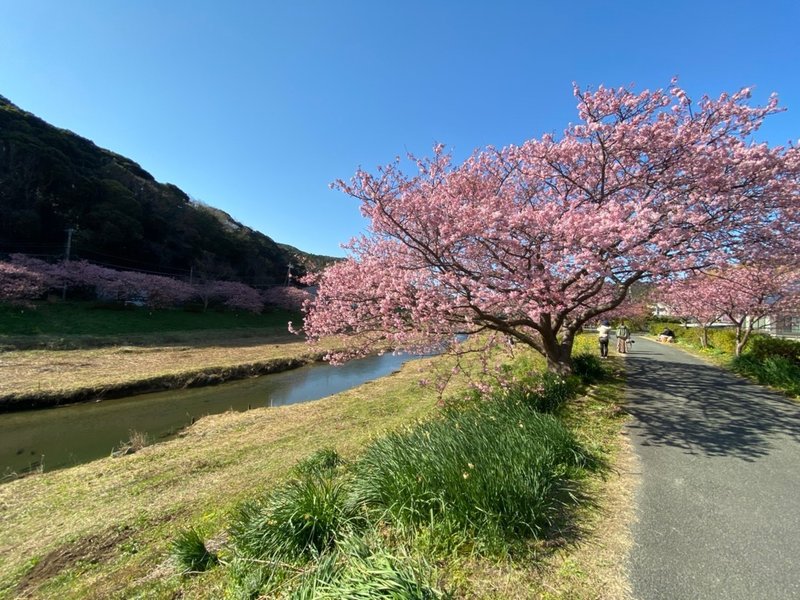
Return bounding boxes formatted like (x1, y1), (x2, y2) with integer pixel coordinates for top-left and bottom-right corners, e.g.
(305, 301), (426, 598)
(624, 350), (800, 462)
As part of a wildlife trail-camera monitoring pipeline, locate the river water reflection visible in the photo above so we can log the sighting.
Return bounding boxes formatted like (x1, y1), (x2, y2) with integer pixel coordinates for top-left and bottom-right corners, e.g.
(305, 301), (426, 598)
(1, 352), (415, 477)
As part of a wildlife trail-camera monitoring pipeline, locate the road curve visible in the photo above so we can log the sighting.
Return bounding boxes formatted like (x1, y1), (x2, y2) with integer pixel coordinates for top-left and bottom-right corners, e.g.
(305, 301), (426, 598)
(624, 337), (800, 600)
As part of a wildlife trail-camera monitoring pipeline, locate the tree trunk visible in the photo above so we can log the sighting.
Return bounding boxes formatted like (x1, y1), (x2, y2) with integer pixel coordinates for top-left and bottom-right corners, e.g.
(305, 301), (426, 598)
(701, 326), (709, 349)
(734, 324), (745, 357)
(541, 330), (575, 376)
(734, 322), (753, 357)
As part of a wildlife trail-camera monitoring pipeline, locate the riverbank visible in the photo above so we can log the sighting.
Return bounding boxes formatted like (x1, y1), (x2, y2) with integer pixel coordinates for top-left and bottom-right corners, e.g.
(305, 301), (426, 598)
(0, 349), (634, 599)
(0, 336), (346, 411)
(0, 303), (326, 410)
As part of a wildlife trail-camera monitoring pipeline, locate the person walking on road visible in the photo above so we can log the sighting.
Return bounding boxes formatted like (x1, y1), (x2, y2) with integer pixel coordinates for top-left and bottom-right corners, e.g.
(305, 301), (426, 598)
(616, 320), (631, 353)
(597, 320), (612, 358)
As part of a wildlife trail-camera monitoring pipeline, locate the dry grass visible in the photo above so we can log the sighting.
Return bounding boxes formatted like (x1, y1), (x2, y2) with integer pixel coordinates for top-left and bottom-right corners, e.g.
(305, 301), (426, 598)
(0, 337), (352, 408)
(0, 355), (444, 599)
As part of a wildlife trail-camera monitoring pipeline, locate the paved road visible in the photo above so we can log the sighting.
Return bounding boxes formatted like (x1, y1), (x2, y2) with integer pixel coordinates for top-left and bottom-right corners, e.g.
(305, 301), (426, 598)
(625, 337), (800, 600)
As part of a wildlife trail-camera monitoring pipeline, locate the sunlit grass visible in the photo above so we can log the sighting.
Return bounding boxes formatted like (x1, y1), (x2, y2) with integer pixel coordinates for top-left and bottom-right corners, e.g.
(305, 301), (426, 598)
(350, 399), (587, 551)
(0, 337), (633, 599)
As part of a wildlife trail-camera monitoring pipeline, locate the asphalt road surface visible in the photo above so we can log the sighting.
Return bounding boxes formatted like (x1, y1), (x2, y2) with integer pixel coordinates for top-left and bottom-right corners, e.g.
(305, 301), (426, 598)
(625, 337), (800, 600)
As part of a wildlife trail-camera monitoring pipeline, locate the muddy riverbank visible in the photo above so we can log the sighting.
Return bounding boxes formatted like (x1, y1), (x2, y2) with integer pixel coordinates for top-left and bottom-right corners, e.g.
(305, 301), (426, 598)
(0, 355), (319, 412)
(0, 337), (347, 412)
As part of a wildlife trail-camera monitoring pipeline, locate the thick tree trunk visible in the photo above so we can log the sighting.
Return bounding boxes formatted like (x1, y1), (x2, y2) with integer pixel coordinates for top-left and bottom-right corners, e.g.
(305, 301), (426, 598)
(541, 330), (575, 376)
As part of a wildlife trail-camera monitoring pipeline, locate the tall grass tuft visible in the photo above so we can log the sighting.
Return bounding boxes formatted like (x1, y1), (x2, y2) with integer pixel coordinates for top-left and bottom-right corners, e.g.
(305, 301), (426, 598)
(171, 527), (219, 573)
(225, 556), (280, 600)
(295, 447), (345, 477)
(571, 352), (606, 384)
(228, 474), (357, 563)
(496, 372), (578, 414)
(293, 536), (448, 599)
(349, 398), (587, 548)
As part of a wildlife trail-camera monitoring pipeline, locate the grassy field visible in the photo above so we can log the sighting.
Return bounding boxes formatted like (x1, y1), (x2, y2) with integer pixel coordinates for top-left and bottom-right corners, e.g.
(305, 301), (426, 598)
(0, 302), (332, 409)
(0, 301), (299, 339)
(0, 302), (303, 362)
(0, 304), (634, 597)
(0, 337), (633, 599)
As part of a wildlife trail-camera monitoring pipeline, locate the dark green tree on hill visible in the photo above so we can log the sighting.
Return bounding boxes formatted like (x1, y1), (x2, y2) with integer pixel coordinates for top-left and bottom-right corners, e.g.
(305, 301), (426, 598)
(0, 95), (332, 284)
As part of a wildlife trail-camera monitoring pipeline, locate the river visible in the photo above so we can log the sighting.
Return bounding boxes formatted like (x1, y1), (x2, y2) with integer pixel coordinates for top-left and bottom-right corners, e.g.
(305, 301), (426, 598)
(0, 352), (416, 478)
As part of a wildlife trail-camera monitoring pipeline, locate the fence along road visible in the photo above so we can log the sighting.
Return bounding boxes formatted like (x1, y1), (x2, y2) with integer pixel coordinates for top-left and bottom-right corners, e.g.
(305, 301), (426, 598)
(624, 336), (800, 600)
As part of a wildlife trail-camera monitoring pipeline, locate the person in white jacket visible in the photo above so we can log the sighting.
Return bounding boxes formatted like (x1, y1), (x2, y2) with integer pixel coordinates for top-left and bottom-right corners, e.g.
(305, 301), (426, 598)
(597, 320), (612, 358)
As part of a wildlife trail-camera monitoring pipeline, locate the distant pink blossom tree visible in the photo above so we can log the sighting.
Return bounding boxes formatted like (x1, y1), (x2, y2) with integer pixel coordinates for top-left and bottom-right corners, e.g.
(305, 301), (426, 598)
(303, 82), (800, 374)
(0, 261), (47, 303)
(675, 265), (800, 356)
(659, 277), (727, 348)
(195, 280), (263, 313)
(8, 254), (64, 288)
(262, 286), (313, 312)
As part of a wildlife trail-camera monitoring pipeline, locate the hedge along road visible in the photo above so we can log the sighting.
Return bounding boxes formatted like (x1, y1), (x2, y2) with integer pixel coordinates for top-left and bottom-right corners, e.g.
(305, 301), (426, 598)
(624, 336), (800, 600)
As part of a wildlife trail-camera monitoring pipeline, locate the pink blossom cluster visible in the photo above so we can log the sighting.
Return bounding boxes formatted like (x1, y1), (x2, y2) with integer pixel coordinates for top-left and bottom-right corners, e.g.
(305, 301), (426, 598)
(261, 286), (312, 312)
(0, 255), (267, 313)
(198, 280), (264, 313)
(661, 264), (800, 355)
(0, 261), (47, 304)
(304, 82), (800, 374)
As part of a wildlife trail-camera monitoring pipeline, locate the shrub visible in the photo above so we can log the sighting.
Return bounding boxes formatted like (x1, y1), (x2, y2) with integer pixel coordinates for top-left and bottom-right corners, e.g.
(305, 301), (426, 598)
(349, 399), (586, 548)
(732, 354), (800, 397)
(228, 474), (356, 563)
(171, 528), (219, 573)
(748, 335), (800, 365)
(571, 352), (605, 384)
(705, 328), (737, 354)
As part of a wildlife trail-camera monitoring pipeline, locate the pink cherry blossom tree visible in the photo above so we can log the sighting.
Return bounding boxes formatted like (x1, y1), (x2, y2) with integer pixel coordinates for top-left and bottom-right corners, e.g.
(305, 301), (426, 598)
(687, 264), (799, 356)
(194, 280), (263, 313)
(303, 82), (800, 374)
(262, 285), (312, 312)
(0, 261), (47, 303)
(659, 276), (727, 348)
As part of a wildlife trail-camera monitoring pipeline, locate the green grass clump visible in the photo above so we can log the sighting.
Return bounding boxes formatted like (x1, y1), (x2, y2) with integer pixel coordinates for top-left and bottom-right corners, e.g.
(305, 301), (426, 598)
(292, 536), (448, 599)
(228, 474), (357, 564)
(294, 447), (345, 477)
(498, 372), (577, 413)
(349, 399), (587, 548)
(171, 528), (219, 573)
(571, 352), (606, 384)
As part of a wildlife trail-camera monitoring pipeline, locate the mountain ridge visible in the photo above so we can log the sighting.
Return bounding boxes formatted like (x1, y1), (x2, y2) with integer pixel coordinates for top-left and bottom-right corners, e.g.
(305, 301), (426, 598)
(0, 94), (337, 285)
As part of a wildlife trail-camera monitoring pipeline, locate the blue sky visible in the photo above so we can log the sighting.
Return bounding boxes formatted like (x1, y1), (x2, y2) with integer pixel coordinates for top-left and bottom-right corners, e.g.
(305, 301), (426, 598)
(1, 1), (798, 257)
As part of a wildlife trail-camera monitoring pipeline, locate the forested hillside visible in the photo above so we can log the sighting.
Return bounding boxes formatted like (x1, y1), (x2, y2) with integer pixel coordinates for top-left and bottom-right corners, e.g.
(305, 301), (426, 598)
(0, 95), (335, 285)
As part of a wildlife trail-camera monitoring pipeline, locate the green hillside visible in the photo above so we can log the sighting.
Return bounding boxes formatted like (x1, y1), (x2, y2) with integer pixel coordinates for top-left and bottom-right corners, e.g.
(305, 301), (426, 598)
(0, 95), (334, 284)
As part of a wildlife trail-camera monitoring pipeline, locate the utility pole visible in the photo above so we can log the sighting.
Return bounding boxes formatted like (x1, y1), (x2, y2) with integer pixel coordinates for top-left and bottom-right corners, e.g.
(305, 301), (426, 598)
(64, 228), (75, 261)
(285, 263), (294, 286)
(62, 228), (75, 300)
